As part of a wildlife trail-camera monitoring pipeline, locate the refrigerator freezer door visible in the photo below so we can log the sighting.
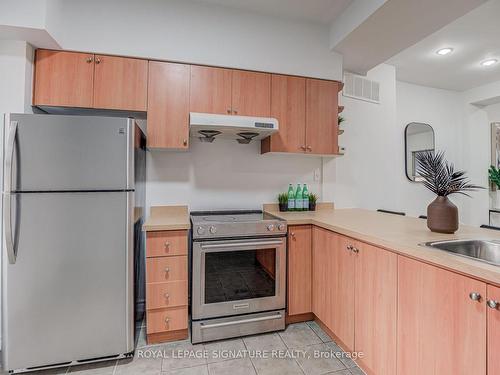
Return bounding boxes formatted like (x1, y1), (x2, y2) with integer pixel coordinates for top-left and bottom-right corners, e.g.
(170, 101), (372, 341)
(2, 191), (134, 371)
(4, 114), (134, 192)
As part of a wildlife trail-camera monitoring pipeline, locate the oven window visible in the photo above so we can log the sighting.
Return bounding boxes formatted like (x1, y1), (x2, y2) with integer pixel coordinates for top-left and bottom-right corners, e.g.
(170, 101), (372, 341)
(204, 249), (276, 304)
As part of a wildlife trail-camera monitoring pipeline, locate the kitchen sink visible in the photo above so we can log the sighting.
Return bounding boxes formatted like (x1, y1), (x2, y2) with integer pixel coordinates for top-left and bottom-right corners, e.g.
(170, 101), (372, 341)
(422, 239), (500, 266)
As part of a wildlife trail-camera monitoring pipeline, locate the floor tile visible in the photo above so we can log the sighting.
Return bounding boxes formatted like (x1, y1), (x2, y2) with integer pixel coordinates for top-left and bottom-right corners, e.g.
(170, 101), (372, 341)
(115, 357), (162, 375)
(161, 341), (207, 371)
(295, 343), (345, 375)
(203, 338), (246, 363)
(306, 321), (332, 343)
(250, 357), (303, 375)
(325, 342), (357, 368)
(325, 370), (352, 375)
(243, 333), (286, 352)
(166, 364), (209, 375)
(279, 323), (322, 349)
(68, 360), (116, 374)
(349, 367), (366, 375)
(207, 358), (256, 375)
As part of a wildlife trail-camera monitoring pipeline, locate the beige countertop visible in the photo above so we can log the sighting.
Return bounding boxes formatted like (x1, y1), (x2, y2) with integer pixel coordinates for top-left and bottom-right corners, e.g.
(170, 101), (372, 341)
(142, 205), (190, 231)
(266, 207), (500, 287)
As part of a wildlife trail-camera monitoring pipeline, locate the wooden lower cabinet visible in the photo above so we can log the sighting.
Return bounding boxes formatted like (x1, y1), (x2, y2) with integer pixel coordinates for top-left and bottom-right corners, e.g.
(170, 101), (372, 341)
(312, 227), (355, 349)
(354, 241), (397, 375)
(488, 285), (500, 375)
(397, 256), (487, 375)
(145, 230), (188, 344)
(287, 225), (312, 317)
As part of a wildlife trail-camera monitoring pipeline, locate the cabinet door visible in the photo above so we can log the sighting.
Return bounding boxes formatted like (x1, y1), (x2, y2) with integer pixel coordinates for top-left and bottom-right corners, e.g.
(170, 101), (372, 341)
(262, 75), (306, 153)
(398, 256), (486, 375)
(33, 49), (94, 108)
(147, 61), (190, 149)
(232, 70), (271, 117)
(354, 242), (397, 375)
(305, 79), (339, 155)
(312, 228), (355, 349)
(190, 66), (232, 115)
(488, 284), (500, 375)
(93, 55), (148, 111)
(287, 225), (312, 316)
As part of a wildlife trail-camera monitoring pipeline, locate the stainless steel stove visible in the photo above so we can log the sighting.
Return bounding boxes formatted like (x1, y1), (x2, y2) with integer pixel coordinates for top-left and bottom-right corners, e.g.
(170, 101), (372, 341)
(190, 210), (287, 344)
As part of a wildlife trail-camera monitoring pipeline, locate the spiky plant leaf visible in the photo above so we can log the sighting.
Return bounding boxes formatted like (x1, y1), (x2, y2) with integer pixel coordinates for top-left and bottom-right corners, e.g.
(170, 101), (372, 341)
(415, 151), (483, 197)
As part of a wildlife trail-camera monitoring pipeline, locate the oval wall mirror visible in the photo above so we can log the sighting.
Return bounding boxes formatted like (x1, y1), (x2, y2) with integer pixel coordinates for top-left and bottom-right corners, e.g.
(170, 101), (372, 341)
(405, 122), (435, 182)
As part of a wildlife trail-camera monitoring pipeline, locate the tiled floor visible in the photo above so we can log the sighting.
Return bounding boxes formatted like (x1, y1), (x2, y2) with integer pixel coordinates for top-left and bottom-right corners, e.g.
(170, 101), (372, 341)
(2, 322), (365, 375)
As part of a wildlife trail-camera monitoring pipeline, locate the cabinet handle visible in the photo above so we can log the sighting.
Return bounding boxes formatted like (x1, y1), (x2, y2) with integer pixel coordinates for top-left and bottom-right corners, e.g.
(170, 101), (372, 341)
(164, 293), (170, 299)
(290, 232), (295, 239)
(300, 146), (306, 151)
(306, 146), (312, 151)
(164, 267), (170, 273)
(233, 109), (238, 115)
(346, 244), (353, 251)
(164, 317), (170, 324)
(164, 241), (170, 249)
(227, 109), (231, 114)
(469, 292), (482, 302)
(487, 299), (499, 309)
(183, 139), (188, 146)
(86, 57), (93, 63)
(352, 247), (359, 254)
(95, 57), (101, 64)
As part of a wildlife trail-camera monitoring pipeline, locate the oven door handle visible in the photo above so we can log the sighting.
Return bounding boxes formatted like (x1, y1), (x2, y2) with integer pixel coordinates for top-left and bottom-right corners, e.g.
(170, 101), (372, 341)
(200, 240), (283, 250)
(199, 312), (283, 330)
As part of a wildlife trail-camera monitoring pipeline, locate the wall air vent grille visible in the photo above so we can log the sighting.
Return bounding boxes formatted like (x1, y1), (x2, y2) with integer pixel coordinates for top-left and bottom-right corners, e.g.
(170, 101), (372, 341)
(343, 72), (380, 104)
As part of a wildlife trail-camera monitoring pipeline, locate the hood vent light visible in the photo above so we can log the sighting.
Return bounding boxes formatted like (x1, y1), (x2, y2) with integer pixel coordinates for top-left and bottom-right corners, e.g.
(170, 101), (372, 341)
(198, 130), (221, 143)
(236, 132), (259, 144)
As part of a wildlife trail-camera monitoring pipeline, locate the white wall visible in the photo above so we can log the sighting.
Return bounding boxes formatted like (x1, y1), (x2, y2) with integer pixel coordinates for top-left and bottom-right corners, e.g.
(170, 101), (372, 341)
(45, 0), (342, 80)
(147, 140), (322, 210)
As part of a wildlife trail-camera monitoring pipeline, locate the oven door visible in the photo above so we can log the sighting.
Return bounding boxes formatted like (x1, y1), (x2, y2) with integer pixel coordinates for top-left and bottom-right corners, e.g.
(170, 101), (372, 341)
(192, 237), (286, 320)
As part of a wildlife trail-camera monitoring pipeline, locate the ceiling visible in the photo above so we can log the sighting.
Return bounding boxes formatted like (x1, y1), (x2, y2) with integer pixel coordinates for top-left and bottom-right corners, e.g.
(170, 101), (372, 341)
(192, 0), (353, 25)
(387, 0), (500, 92)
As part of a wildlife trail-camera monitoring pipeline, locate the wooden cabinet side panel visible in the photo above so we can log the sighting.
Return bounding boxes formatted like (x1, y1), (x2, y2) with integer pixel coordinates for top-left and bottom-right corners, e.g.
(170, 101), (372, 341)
(189, 65), (232, 114)
(93, 55), (148, 111)
(397, 256), (487, 375)
(264, 74), (306, 153)
(147, 61), (190, 149)
(232, 70), (271, 117)
(354, 242), (397, 375)
(305, 79), (338, 155)
(287, 225), (312, 315)
(33, 49), (94, 108)
(488, 284), (500, 375)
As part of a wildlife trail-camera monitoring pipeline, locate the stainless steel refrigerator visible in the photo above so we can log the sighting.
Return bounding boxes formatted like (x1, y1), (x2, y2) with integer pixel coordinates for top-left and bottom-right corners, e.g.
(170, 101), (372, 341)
(1, 113), (146, 373)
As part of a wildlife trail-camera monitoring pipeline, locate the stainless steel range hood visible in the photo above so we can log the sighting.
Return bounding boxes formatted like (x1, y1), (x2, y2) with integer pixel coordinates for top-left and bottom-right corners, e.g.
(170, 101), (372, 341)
(189, 112), (278, 143)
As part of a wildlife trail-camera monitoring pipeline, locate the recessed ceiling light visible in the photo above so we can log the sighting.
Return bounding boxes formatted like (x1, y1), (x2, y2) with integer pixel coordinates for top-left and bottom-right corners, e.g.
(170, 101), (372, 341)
(481, 59), (498, 67)
(436, 48), (453, 56)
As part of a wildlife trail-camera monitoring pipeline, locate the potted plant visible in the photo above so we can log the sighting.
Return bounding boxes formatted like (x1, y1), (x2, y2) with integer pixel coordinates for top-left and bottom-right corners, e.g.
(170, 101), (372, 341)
(416, 151), (482, 234)
(338, 116), (345, 135)
(488, 166), (500, 208)
(277, 192), (288, 212)
(309, 193), (318, 211)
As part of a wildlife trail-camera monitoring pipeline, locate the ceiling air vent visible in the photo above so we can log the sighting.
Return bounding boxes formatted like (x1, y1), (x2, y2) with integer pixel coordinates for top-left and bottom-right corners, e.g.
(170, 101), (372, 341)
(343, 72), (380, 104)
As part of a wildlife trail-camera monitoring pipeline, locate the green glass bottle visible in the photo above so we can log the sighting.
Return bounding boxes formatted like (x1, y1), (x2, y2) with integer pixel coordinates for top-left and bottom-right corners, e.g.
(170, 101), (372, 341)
(302, 184), (309, 211)
(295, 184), (303, 211)
(287, 184), (295, 211)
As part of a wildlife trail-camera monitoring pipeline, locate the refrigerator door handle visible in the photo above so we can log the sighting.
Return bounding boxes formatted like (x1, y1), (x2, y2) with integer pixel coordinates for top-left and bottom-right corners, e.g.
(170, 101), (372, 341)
(4, 120), (18, 264)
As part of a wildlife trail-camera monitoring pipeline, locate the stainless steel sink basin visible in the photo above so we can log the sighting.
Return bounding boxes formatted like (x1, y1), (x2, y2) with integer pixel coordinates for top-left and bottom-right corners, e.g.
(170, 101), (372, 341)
(422, 239), (500, 266)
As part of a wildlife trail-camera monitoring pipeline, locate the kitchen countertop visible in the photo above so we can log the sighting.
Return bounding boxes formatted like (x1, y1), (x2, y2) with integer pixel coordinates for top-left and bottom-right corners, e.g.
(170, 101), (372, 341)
(142, 205), (190, 231)
(266, 207), (500, 287)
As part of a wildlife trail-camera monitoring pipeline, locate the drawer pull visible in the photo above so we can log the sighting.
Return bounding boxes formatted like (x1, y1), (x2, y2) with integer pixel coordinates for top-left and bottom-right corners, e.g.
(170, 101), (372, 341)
(164, 241), (170, 249)
(165, 267), (170, 273)
(164, 293), (170, 299)
(164, 317), (170, 324)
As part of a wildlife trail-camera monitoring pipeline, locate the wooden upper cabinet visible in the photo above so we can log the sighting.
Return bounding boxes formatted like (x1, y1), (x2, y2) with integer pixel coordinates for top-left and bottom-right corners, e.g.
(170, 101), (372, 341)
(354, 241), (397, 375)
(312, 227), (355, 349)
(305, 79), (339, 154)
(93, 55), (148, 111)
(397, 256), (487, 375)
(232, 70), (271, 117)
(262, 75), (306, 153)
(33, 50), (94, 108)
(190, 66), (232, 115)
(488, 284), (500, 375)
(287, 225), (312, 316)
(147, 61), (190, 149)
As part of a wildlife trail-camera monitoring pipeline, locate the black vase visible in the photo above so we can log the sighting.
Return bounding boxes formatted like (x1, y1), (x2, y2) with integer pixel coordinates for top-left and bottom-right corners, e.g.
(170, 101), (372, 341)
(279, 203), (288, 212)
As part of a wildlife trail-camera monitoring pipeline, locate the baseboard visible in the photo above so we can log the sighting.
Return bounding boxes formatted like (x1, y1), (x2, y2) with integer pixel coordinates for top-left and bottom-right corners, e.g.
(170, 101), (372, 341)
(147, 329), (188, 345)
(286, 312), (314, 324)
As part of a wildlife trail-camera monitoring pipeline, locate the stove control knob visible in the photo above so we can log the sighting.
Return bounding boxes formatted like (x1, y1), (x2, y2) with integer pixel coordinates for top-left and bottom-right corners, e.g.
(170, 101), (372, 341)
(209, 226), (217, 234)
(277, 223), (285, 231)
(197, 226), (205, 235)
(267, 224), (275, 232)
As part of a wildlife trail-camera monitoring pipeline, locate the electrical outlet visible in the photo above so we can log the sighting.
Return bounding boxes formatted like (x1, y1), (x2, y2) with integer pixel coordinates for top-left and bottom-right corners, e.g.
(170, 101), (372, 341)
(313, 168), (321, 182)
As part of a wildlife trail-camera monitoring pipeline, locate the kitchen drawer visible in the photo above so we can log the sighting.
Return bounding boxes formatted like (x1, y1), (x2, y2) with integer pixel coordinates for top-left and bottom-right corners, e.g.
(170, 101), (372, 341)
(146, 306), (188, 334)
(146, 256), (187, 283)
(146, 280), (188, 310)
(146, 230), (188, 257)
